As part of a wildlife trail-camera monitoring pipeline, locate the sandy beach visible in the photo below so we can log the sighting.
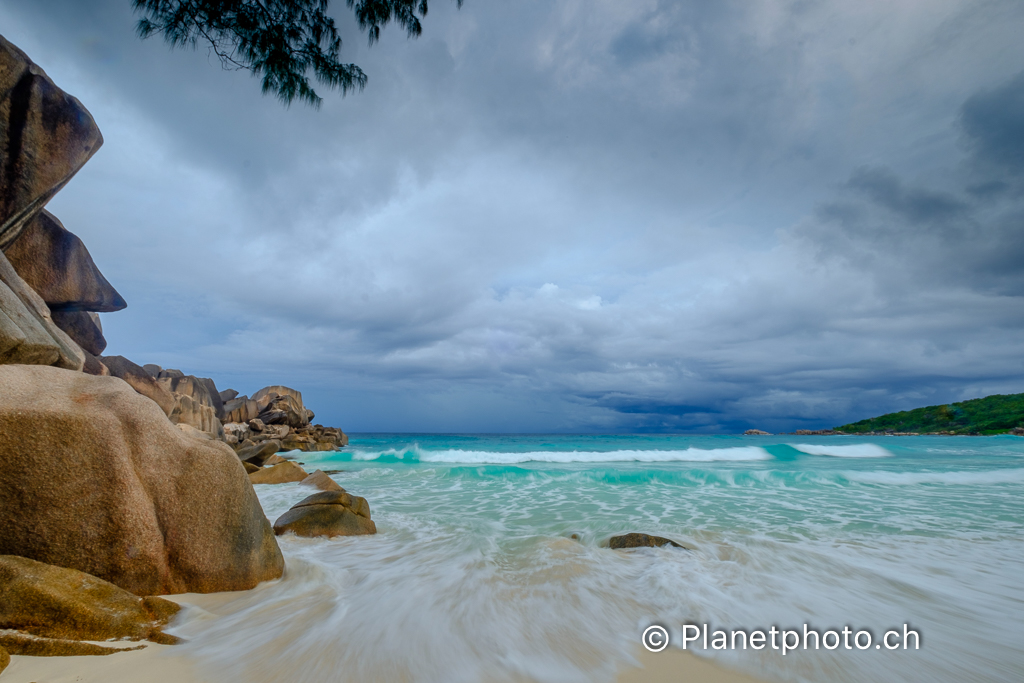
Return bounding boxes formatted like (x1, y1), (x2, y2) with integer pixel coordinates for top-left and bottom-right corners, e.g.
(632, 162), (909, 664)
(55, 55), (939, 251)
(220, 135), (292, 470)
(3, 644), (767, 683)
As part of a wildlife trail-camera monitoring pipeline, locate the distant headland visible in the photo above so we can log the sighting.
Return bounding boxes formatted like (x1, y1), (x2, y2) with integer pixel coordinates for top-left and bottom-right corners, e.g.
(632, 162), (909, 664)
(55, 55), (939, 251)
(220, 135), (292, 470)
(747, 393), (1024, 436)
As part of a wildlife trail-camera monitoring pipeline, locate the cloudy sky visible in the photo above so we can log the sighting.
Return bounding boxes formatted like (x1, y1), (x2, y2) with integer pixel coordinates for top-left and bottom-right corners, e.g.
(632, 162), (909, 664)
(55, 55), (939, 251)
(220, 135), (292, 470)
(3, 0), (1023, 432)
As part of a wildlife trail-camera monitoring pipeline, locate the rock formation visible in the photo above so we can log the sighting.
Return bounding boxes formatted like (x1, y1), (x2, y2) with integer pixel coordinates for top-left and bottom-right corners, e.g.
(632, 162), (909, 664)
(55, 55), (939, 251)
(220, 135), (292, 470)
(0, 365), (284, 595)
(273, 490), (376, 538)
(0, 35), (121, 369)
(221, 384), (347, 455)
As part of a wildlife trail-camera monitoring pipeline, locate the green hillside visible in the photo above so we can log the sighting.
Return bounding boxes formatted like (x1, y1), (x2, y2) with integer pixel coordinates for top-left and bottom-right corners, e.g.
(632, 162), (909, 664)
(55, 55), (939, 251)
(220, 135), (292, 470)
(836, 393), (1024, 435)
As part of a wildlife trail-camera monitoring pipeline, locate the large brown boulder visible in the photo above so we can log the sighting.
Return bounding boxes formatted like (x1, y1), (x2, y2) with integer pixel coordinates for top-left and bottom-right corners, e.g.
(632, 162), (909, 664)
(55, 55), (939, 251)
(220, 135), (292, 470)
(0, 36), (103, 248)
(100, 354), (175, 416)
(273, 490), (375, 538)
(2, 210), (126, 312)
(0, 644), (7, 672)
(0, 555), (180, 644)
(0, 248), (83, 369)
(0, 365), (284, 595)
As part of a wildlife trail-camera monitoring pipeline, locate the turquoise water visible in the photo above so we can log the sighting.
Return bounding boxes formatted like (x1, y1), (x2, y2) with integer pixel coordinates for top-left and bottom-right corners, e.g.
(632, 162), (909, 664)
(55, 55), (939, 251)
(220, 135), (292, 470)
(171, 434), (1024, 683)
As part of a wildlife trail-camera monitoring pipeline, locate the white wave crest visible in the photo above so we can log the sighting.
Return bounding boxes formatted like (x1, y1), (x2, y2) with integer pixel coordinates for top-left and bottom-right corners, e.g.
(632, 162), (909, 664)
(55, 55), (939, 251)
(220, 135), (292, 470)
(793, 443), (892, 458)
(350, 446), (773, 464)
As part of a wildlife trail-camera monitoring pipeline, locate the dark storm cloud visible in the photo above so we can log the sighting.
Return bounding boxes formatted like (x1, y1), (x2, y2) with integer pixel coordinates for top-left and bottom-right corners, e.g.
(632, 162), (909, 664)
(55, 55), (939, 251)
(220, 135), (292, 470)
(2, 0), (1024, 431)
(961, 70), (1024, 175)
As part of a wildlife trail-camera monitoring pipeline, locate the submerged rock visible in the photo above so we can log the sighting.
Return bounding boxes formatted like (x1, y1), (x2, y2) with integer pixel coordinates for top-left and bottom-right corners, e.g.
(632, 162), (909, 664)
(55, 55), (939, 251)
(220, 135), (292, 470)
(273, 489), (375, 538)
(608, 533), (684, 550)
(0, 365), (284, 595)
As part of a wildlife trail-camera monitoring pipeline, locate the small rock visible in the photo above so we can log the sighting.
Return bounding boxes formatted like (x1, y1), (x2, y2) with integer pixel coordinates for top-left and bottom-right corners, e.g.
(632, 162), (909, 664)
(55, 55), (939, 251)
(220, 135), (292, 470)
(744, 429), (771, 435)
(301, 470), (344, 492)
(248, 418), (265, 432)
(242, 462), (261, 474)
(248, 461), (308, 485)
(219, 388), (239, 403)
(608, 533), (683, 550)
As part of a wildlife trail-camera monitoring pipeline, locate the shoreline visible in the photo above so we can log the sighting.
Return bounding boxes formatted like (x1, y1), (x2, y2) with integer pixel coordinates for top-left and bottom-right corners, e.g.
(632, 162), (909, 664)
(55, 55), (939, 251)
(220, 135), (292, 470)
(2, 644), (770, 683)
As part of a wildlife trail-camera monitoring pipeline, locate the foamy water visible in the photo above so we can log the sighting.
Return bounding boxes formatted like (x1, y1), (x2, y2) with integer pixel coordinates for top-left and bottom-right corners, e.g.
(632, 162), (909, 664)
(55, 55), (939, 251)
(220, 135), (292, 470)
(165, 434), (1024, 683)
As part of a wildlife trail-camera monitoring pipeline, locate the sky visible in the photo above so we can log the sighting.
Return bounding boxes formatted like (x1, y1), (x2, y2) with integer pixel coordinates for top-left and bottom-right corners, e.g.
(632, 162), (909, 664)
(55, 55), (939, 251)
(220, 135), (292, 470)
(2, 0), (1023, 433)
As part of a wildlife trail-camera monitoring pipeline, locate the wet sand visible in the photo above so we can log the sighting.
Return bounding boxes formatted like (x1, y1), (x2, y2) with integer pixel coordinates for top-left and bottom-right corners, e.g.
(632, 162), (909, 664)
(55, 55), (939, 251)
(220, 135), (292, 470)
(3, 644), (768, 683)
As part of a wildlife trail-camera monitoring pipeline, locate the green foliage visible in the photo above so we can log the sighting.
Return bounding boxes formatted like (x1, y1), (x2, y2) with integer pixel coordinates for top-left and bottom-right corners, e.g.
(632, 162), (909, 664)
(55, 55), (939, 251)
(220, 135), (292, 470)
(133, 0), (462, 107)
(836, 393), (1024, 435)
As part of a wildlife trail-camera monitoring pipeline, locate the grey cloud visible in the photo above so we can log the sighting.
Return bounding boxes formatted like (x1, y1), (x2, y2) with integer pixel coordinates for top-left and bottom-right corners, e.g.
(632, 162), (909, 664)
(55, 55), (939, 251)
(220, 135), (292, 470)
(4, 0), (1024, 432)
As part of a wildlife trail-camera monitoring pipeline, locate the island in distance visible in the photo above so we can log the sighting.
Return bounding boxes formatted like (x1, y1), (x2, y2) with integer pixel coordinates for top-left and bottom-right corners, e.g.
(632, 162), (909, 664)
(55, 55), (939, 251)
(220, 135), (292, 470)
(745, 392), (1024, 436)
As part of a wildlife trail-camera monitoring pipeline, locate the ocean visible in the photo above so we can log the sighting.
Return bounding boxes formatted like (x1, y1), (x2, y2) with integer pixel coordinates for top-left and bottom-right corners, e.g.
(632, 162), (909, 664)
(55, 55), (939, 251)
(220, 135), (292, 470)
(169, 434), (1024, 683)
